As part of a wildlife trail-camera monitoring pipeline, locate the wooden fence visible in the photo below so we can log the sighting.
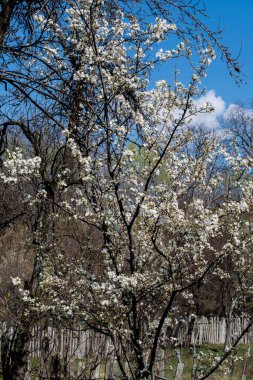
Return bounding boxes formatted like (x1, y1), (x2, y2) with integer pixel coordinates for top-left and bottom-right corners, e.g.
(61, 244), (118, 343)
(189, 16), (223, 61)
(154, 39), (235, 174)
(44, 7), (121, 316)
(1, 317), (253, 360)
(0, 317), (252, 379)
(180, 316), (253, 345)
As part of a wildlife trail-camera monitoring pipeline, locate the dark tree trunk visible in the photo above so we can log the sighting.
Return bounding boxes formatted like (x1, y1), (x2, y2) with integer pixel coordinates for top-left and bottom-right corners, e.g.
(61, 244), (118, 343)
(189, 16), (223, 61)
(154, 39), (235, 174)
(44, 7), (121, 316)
(1, 324), (31, 380)
(184, 316), (196, 348)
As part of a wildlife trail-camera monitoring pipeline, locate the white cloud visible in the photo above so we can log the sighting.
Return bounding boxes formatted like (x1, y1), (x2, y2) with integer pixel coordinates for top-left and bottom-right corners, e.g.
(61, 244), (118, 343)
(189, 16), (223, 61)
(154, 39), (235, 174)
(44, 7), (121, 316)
(223, 103), (253, 120)
(192, 90), (226, 129)
(153, 87), (249, 131)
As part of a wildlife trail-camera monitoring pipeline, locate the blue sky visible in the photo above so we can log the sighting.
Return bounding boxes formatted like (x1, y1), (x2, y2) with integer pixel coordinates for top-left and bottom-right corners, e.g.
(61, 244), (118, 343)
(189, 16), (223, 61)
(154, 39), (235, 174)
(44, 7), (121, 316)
(204, 0), (253, 105)
(151, 0), (253, 110)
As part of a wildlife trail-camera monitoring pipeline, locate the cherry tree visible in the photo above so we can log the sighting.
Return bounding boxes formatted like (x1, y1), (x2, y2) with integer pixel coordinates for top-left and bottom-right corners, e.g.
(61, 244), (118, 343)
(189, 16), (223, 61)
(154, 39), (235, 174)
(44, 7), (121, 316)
(0, 1), (252, 379)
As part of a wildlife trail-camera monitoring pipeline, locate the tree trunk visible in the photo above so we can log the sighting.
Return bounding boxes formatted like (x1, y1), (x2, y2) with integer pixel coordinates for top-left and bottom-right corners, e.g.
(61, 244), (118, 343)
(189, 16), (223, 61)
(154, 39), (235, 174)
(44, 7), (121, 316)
(224, 316), (232, 350)
(1, 325), (31, 380)
(184, 316), (196, 348)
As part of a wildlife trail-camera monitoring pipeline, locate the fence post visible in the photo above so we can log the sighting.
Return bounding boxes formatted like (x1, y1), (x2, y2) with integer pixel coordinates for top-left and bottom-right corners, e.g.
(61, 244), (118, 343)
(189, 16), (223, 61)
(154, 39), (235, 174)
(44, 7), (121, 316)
(155, 348), (165, 379)
(91, 363), (100, 380)
(174, 349), (184, 380)
(105, 353), (117, 379)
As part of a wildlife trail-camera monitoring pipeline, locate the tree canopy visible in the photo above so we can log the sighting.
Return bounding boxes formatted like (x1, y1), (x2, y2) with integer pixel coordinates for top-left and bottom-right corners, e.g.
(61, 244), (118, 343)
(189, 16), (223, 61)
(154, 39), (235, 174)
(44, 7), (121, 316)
(0, 1), (252, 380)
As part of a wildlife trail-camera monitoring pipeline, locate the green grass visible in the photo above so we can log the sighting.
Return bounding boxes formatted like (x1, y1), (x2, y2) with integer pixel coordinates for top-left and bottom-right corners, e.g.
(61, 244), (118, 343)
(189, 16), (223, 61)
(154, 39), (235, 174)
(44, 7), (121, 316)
(2, 344), (252, 379)
(164, 344), (253, 379)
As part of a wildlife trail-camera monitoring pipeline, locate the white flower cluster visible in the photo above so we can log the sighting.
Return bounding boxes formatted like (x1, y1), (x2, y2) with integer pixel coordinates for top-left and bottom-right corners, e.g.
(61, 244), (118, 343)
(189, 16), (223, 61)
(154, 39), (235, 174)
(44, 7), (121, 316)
(0, 149), (41, 183)
(147, 18), (177, 43)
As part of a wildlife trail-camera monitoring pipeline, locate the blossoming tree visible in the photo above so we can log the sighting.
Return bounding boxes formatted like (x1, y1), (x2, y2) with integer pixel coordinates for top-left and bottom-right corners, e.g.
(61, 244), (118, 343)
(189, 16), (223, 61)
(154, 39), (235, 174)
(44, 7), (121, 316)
(0, 0), (252, 379)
